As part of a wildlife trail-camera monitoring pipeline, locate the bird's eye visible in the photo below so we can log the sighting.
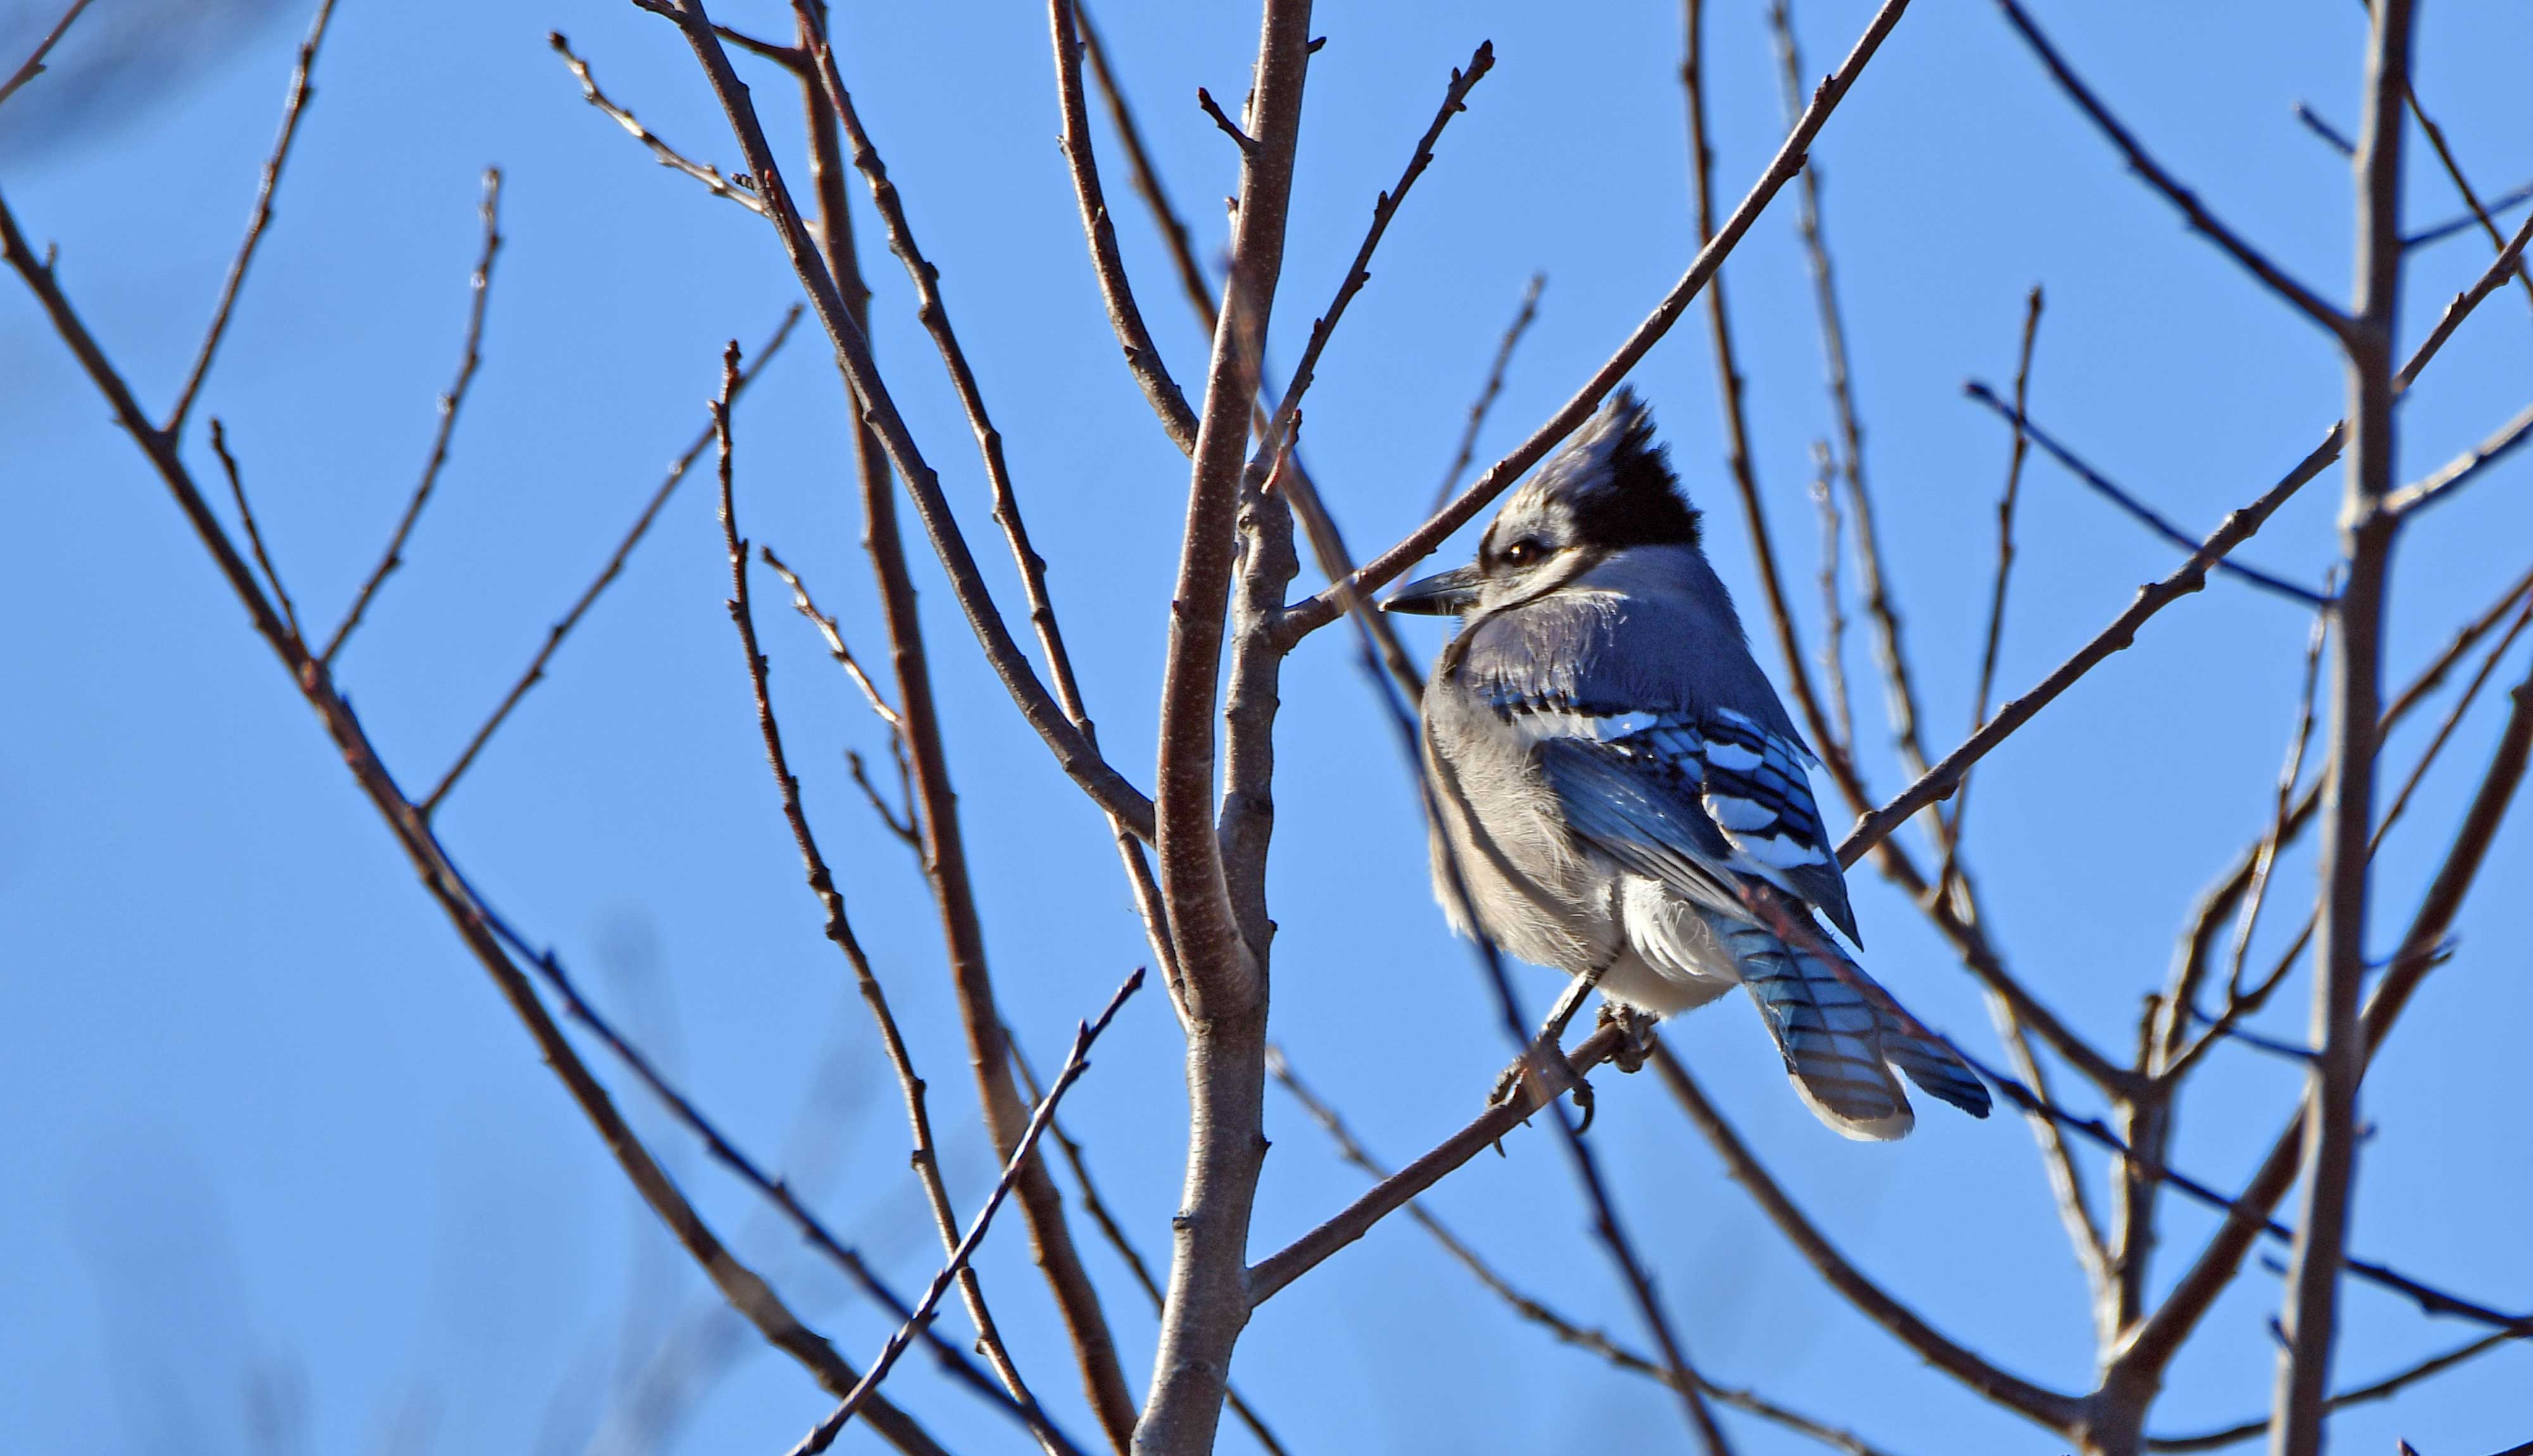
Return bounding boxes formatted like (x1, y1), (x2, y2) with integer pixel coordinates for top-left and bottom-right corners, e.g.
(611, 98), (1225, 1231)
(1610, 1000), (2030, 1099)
(1501, 539), (1544, 567)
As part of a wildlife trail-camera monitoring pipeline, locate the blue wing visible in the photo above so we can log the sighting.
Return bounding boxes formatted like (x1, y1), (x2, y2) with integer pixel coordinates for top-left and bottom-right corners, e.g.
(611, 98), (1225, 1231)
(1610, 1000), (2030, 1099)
(1505, 701), (1860, 945)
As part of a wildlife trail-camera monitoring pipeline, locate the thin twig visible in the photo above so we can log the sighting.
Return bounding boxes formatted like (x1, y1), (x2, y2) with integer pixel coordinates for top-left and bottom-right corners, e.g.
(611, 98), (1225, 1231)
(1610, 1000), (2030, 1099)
(1253, 41), (1494, 468)
(1728, 886), (2533, 1359)
(759, 546), (904, 736)
(2410, 178), (2533, 249)
(1431, 272), (1544, 512)
(1993, 0), (2351, 339)
(1990, 997), (2113, 1335)
(1769, 0), (1929, 781)
(164, 0), (339, 438)
(550, 32), (767, 214)
(1073, 0), (1219, 346)
(1684, 0), (1851, 821)
(2385, 398), (2533, 518)
(0, 0), (95, 111)
(2159, 549), (2533, 1085)
(1281, 0), (1920, 644)
(1963, 382), (2329, 606)
(2402, 73), (2533, 316)
(2145, 1329), (2524, 1451)
(639, 0), (1158, 845)
(1246, 1022), (1626, 1303)
(2292, 101), (2355, 158)
(772, 16), (1146, 1440)
(0, 187), (961, 1456)
(791, 0), (1151, 864)
(2222, 606), (2331, 1005)
(323, 168), (504, 665)
(1194, 86), (1256, 152)
(205, 418), (301, 645)
(1269, 1045), (1908, 1456)
(2399, 207), (2533, 392)
(1650, 1039), (2081, 1431)
(2114, 649), (2532, 1388)
(479, 912), (1075, 1449)
(423, 306), (801, 815)
(1839, 425), (2338, 868)
(1048, 0), (1197, 451)
(1807, 442), (1857, 754)
(1943, 285), (2043, 901)
(711, 340), (1073, 1456)
(785, 971), (1146, 1456)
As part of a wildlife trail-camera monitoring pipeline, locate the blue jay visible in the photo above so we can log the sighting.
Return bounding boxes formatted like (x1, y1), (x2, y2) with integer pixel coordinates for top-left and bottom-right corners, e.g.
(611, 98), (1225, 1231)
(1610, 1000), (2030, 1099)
(1384, 390), (1990, 1139)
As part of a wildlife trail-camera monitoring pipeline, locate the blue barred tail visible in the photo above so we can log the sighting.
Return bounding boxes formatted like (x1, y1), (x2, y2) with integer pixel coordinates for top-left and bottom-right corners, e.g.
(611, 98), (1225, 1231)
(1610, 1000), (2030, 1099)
(1709, 912), (1990, 1139)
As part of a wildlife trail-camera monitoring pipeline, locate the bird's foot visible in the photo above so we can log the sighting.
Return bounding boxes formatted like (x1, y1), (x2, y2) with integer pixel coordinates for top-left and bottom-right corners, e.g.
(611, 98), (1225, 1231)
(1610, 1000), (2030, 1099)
(1596, 1001), (1662, 1074)
(1491, 1041), (1596, 1132)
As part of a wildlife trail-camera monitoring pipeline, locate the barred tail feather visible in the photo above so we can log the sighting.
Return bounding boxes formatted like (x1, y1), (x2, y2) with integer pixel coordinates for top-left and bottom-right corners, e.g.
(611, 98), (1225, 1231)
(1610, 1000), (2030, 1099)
(1876, 1007), (1992, 1119)
(1712, 917), (1914, 1141)
(1709, 911), (1993, 1137)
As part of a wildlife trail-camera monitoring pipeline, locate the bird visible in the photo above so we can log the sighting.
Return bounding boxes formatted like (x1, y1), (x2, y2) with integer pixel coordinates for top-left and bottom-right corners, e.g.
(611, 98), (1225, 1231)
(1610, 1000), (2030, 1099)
(1383, 389), (1990, 1139)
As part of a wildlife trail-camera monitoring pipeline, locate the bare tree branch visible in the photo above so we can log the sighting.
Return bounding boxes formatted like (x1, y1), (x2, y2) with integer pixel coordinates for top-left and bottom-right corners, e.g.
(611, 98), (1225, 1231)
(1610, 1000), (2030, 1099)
(1431, 272), (1545, 512)
(2291, 101), (2354, 159)
(1684, 0), (1856, 820)
(1137, 1), (1315, 1431)
(1648, 1041), (2083, 1431)
(774, 24), (1146, 1441)
(205, 418), (302, 646)
(1944, 284), (2045, 903)
(1048, 0), (1199, 449)
(1245, 1022), (1629, 1303)
(2398, 203), (2533, 393)
(710, 339), (1074, 1456)
(1269, 1045), (1907, 1456)
(1838, 427), (2339, 867)
(759, 545), (906, 737)
(2401, 77), (2533, 317)
(552, 32), (768, 215)
(2271, 2), (2416, 1440)
(0, 187), (959, 1456)
(787, 971), (1146, 1456)
(1962, 382), (2329, 606)
(1075, 0), (1221, 332)
(1280, 0), (1919, 644)
(1254, 41), (1494, 464)
(1767, 0), (1929, 782)
(482, 916), (1070, 1451)
(165, 0), (340, 438)
(2145, 1330), (2524, 1452)
(637, 0), (1159, 844)
(324, 168), (505, 665)
(424, 306), (802, 815)
(1807, 444), (1858, 753)
(1008, 1043), (1293, 1456)
(2385, 398), (2533, 518)
(0, 0), (95, 111)
(2116, 646), (2533, 1391)
(1992, 0), (2351, 339)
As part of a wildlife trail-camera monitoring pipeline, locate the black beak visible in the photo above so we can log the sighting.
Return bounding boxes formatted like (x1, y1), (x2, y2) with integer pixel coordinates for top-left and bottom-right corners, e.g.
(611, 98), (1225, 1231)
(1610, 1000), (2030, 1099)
(1381, 563), (1482, 616)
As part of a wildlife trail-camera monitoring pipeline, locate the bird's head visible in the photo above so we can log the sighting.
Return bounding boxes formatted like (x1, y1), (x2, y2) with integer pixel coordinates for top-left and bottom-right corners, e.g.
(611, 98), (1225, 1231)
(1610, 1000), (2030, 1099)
(1383, 387), (1701, 618)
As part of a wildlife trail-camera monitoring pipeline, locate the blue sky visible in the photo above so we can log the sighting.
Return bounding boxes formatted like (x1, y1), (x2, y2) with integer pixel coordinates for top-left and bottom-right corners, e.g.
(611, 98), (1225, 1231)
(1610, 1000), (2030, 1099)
(4, 1), (2530, 1453)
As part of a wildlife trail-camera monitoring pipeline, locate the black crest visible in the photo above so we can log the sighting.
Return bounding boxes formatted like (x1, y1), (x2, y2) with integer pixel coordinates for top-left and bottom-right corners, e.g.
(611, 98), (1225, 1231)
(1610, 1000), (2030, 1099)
(1569, 393), (1702, 550)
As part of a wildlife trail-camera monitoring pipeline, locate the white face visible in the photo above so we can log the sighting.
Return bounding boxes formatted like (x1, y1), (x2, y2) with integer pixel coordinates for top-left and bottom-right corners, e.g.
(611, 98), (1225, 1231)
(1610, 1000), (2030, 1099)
(1465, 482), (1596, 612)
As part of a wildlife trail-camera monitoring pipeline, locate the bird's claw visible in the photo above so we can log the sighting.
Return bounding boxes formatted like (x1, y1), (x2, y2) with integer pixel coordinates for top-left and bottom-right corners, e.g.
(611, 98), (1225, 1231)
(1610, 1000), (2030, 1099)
(1491, 1043), (1595, 1131)
(1596, 1001), (1661, 1074)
